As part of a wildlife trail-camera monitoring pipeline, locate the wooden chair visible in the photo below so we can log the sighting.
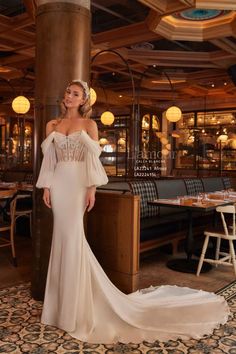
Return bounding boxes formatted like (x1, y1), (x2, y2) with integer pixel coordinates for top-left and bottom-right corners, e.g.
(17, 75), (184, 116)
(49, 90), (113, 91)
(197, 205), (236, 276)
(0, 190), (17, 266)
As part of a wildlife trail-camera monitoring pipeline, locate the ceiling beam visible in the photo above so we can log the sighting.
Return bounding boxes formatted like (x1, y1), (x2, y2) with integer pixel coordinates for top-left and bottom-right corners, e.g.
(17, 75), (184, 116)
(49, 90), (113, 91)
(209, 38), (236, 56)
(92, 21), (159, 49)
(196, 0), (236, 10)
(138, 0), (192, 15)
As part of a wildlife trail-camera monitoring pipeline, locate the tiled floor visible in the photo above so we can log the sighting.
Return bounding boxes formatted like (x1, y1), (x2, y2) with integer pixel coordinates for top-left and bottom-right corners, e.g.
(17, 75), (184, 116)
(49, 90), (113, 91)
(139, 249), (235, 292)
(0, 233), (32, 288)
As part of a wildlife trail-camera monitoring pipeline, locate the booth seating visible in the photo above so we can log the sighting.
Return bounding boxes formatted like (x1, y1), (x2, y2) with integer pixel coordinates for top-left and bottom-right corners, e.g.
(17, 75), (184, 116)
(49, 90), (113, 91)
(201, 177), (225, 193)
(184, 179), (204, 195)
(222, 177), (232, 190)
(129, 179), (189, 254)
(86, 176), (232, 293)
(98, 177), (233, 256)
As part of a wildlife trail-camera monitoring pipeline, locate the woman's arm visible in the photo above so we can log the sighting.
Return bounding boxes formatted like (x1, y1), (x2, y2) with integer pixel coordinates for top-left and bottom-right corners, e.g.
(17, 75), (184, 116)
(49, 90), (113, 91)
(87, 119), (99, 141)
(43, 119), (58, 208)
(85, 119), (99, 212)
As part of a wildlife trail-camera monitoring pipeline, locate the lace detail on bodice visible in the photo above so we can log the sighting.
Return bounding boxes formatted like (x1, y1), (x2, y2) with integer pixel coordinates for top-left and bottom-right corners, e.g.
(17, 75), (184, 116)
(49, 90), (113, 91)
(54, 131), (85, 162)
(36, 129), (108, 189)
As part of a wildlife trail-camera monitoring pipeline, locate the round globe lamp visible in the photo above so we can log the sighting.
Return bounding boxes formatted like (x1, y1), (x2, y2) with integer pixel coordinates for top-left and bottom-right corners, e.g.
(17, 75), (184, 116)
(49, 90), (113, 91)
(101, 111), (115, 125)
(12, 96), (30, 114)
(99, 138), (109, 145)
(166, 106), (182, 122)
(89, 88), (97, 106)
(218, 134), (228, 142)
(118, 137), (126, 146)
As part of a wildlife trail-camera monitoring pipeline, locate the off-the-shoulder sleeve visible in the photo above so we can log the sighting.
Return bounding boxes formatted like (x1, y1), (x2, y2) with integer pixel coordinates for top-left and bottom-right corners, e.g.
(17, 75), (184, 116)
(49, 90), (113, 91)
(36, 132), (57, 189)
(80, 131), (108, 187)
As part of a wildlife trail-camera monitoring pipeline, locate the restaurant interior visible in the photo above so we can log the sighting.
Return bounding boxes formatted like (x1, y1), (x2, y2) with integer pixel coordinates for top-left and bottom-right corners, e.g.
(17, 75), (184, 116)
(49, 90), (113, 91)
(1, 0), (236, 351)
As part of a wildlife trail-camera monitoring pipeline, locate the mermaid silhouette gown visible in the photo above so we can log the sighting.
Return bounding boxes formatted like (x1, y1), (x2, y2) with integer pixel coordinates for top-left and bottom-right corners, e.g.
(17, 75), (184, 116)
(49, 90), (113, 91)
(36, 129), (229, 344)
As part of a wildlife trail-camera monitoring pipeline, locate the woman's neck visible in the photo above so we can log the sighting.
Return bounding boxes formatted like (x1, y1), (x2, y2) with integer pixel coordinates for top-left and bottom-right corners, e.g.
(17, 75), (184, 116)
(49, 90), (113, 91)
(64, 107), (81, 120)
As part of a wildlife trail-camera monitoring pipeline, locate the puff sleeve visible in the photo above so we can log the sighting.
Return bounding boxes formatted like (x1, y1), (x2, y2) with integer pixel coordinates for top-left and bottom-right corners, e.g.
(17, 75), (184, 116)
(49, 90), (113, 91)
(36, 132), (57, 189)
(80, 131), (108, 188)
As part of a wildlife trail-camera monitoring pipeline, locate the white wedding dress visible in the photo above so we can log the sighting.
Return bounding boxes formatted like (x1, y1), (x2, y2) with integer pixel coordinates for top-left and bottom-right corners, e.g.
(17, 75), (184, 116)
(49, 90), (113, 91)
(36, 129), (229, 344)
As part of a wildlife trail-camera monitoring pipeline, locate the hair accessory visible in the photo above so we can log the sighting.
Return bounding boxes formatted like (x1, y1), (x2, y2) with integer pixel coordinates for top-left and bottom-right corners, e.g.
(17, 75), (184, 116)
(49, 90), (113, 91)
(70, 79), (90, 99)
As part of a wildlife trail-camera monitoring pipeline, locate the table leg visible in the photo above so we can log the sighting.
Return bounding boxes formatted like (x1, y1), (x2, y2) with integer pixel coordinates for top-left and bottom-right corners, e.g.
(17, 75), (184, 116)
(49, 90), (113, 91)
(186, 210), (193, 261)
(167, 210), (212, 273)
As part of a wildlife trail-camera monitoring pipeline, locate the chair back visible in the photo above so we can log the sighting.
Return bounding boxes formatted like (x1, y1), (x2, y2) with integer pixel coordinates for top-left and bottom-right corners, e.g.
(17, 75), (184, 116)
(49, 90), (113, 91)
(216, 205), (236, 237)
(10, 197), (17, 222)
(0, 189), (16, 199)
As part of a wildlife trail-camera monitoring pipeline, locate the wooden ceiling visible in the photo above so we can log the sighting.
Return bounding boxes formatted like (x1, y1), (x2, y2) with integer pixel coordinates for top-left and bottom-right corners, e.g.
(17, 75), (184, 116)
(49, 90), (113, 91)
(0, 0), (236, 115)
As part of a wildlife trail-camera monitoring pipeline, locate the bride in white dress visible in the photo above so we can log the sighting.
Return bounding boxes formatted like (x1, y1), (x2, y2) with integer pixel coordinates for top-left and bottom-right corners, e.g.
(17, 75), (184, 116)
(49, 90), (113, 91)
(36, 79), (229, 344)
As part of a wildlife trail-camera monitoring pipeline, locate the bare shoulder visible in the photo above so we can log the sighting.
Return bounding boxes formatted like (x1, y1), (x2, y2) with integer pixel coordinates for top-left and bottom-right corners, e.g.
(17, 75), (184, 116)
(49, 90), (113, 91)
(85, 119), (98, 140)
(46, 118), (60, 136)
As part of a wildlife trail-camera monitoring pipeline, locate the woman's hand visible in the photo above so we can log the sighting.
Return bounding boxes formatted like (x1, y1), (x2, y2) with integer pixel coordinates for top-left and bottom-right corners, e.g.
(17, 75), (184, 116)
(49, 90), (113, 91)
(86, 186), (96, 212)
(43, 188), (51, 208)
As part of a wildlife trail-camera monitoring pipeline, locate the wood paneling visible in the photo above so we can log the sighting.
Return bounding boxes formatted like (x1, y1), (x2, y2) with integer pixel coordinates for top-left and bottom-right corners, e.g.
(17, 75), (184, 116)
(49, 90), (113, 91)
(86, 192), (140, 294)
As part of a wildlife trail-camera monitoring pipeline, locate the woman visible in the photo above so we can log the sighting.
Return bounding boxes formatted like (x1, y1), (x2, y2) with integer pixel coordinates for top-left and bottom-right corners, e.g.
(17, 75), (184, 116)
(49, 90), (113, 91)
(36, 79), (229, 344)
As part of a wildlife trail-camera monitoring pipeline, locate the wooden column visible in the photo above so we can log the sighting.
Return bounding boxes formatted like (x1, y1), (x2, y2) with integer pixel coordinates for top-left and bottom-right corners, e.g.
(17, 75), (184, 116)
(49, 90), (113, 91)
(32, 0), (91, 300)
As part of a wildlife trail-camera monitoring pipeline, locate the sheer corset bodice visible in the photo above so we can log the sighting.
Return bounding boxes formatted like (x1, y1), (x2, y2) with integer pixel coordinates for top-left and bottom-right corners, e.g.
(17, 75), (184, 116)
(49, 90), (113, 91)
(54, 131), (85, 162)
(36, 129), (108, 189)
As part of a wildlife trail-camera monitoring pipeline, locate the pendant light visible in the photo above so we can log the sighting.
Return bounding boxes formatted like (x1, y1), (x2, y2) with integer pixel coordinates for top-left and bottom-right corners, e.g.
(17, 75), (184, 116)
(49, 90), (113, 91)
(100, 86), (115, 125)
(101, 111), (115, 125)
(165, 106), (182, 122)
(218, 128), (228, 142)
(89, 87), (97, 106)
(163, 71), (182, 122)
(12, 95), (30, 114)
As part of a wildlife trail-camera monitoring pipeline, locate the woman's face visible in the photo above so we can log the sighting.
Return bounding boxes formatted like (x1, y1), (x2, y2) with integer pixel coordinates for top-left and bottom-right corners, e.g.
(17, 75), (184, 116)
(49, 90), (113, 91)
(64, 84), (85, 109)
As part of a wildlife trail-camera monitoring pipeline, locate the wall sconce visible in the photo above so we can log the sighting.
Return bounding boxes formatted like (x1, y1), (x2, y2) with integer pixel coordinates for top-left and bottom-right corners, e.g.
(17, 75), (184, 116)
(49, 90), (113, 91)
(12, 95), (30, 114)
(142, 114), (150, 129)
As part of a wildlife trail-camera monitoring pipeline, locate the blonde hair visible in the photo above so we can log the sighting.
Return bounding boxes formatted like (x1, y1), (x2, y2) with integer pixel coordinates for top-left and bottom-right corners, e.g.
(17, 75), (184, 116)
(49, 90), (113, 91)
(60, 79), (92, 119)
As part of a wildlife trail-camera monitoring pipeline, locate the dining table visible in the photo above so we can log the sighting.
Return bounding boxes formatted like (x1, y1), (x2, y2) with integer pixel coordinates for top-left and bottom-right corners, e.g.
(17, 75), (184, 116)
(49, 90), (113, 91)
(148, 192), (236, 273)
(0, 182), (33, 192)
(0, 182), (33, 220)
